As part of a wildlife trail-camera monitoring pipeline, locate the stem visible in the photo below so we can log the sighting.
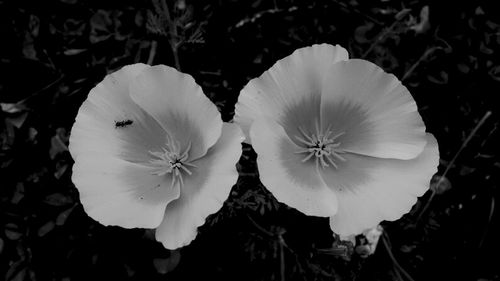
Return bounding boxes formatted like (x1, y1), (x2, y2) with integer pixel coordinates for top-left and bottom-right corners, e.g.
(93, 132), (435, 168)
(171, 45), (181, 71)
(415, 189), (436, 222)
(402, 47), (438, 82)
(147, 40), (158, 65)
(161, 0), (181, 70)
(246, 215), (288, 280)
(231, 2), (383, 32)
(331, 0), (383, 26)
(246, 214), (274, 237)
(19, 75), (64, 104)
(362, 10), (409, 59)
(381, 233), (415, 281)
(479, 196), (495, 249)
(279, 239), (285, 281)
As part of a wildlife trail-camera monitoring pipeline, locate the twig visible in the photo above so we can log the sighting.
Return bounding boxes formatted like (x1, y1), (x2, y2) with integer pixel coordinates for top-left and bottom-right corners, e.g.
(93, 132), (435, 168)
(478, 196), (495, 249)
(246, 215), (289, 280)
(478, 122), (497, 150)
(402, 47), (438, 82)
(361, 10), (410, 59)
(246, 214), (274, 237)
(381, 233), (415, 281)
(231, 2), (383, 32)
(232, 6), (297, 30)
(331, 0), (383, 26)
(147, 40), (158, 65)
(416, 111), (493, 222)
(18, 75), (64, 105)
(161, 0), (181, 70)
(279, 238), (285, 281)
(403, 27), (452, 82)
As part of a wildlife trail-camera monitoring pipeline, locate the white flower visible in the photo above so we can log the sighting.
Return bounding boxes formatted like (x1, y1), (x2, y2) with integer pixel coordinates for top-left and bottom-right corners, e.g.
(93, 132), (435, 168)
(69, 64), (243, 249)
(234, 44), (439, 236)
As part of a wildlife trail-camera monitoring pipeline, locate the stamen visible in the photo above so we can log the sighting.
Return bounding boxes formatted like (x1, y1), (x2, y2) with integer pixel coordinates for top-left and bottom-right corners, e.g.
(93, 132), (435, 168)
(301, 151), (316, 163)
(325, 155), (339, 169)
(294, 124), (346, 169)
(148, 136), (196, 188)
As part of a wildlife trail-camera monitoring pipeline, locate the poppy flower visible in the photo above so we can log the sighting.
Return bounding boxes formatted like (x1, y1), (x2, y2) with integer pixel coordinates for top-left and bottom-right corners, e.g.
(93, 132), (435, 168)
(234, 44), (439, 236)
(69, 64), (243, 249)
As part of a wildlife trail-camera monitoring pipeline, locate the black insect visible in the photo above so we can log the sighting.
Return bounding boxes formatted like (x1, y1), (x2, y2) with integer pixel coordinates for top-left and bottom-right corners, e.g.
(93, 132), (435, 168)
(115, 119), (133, 128)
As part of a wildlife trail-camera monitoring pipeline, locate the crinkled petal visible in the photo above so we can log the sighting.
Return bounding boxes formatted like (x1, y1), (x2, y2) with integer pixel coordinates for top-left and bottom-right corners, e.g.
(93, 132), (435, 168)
(250, 118), (338, 217)
(72, 156), (180, 229)
(69, 63), (170, 163)
(155, 123), (243, 249)
(321, 59), (427, 160)
(129, 65), (222, 161)
(235, 44), (348, 143)
(324, 134), (439, 236)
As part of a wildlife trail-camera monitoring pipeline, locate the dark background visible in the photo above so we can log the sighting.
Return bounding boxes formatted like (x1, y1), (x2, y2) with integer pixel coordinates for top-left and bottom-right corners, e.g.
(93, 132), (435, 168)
(1, 0), (500, 280)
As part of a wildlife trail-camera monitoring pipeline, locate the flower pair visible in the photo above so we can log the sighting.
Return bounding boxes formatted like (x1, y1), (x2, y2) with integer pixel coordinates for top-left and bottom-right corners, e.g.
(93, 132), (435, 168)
(69, 44), (439, 249)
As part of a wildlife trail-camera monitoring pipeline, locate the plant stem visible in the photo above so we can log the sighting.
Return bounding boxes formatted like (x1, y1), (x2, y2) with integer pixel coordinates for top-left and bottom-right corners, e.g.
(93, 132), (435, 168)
(161, 0), (181, 70)
(147, 40), (158, 65)
(279, 239), (285, 281)
(362, 10), (410, 59)
(381, 233), (415, 281)
(402, 47), (438, 82)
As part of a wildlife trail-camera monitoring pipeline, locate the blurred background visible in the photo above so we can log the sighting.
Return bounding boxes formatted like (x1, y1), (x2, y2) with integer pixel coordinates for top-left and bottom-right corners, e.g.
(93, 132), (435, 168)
(1, 0), (499, 280)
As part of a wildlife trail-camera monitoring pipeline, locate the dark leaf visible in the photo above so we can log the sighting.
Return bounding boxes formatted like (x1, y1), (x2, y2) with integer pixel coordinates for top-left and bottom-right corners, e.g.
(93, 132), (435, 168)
(56, 206), (76, 226)
(49, 129), (69, 159)
(38, 221), (55, 237)
(64, 49), (87, 56)
(488, 65), (500, 82)
(5, 260), (26, 281)
(457, 63), (470, 74)
(5, 223), (22, 240)
(6, 112), (28, 129)
(11, 183), (25, 204)
(44, 193), (73, 206)
(430, 175), (452, 194)
(1, 103), (27, 114)
(427, 71), (448, 84)
(54, 162), (69, 179)
(409, 6), (430, 33)
(354, 22), (375, 44)
(153, 250), (181, 274)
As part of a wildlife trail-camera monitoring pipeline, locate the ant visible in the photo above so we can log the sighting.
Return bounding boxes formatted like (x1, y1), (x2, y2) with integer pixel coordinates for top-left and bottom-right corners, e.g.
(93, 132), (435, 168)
(115, 119), (133, 128)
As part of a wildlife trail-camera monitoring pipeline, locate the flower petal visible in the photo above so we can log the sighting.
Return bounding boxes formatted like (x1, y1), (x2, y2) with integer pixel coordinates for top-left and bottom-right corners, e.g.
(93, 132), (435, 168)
(235, 44), (348, 143)
(69, 63), (170, 163)
(129, 65), (222, 160)
(249, 118), (338, 217)
(321, 59), (427, 160)
(323, 134), (439, 236)
(72, 156), (180, 229)
(155, 123), (243, 249)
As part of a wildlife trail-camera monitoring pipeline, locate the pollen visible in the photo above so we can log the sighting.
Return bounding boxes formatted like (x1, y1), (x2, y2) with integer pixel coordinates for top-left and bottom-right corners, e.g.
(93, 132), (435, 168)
(294, 122), (346, 169)
(148, 134), (196, 188)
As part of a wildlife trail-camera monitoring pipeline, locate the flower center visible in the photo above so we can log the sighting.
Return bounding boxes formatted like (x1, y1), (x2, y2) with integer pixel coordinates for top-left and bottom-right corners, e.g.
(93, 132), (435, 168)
(295, 123), (346, 169)
(149, 135), (196, 188)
